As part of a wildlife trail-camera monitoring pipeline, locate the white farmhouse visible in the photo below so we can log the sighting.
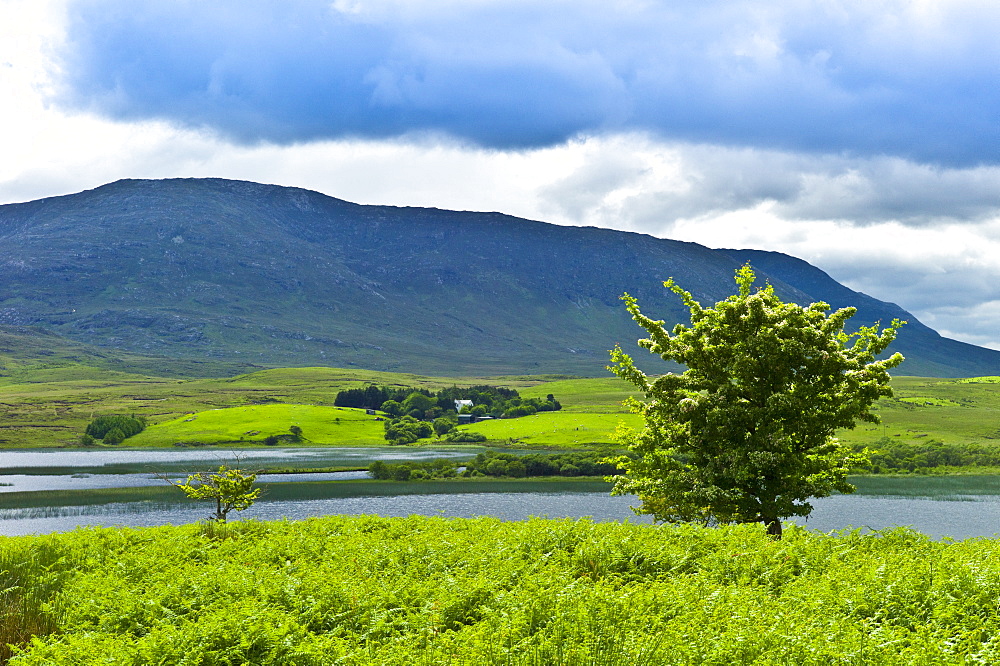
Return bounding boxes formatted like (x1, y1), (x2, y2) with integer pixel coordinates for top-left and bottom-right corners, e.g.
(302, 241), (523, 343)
(454, 399), (474, 412)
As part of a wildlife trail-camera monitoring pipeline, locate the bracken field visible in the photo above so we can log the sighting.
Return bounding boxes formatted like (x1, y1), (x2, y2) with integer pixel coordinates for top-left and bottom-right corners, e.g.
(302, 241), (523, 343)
(6, 358), (1000, 663)
(2, 516), (1000, 664)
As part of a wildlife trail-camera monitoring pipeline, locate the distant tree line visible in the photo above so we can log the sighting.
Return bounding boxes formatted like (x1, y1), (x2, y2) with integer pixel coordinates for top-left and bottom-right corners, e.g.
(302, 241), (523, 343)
(368, 436), (1000, 478)
(369, 450), (626, 481)
(369, 458), (461, 481)
(382, 414), (492, 445)
(334, 384), (561, 420)
(855, 438), (1000, 474)
(336, 383), (561, 445)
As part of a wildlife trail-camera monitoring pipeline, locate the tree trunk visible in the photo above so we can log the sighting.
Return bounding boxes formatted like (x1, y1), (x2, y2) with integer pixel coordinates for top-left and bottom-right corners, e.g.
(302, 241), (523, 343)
(764, 516), (782, 539)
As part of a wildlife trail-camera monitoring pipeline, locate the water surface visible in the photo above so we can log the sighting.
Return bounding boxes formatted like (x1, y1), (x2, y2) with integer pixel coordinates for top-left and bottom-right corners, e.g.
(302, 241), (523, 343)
(0, 447), (485, 475)
(2, 448), (1000, 540)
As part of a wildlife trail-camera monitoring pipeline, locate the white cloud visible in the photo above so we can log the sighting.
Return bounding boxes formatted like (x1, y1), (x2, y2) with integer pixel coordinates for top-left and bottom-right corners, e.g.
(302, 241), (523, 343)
(532, 141), (1000, 349)
(4, 0), (1000, 353)
(537, 140), (1000, 230)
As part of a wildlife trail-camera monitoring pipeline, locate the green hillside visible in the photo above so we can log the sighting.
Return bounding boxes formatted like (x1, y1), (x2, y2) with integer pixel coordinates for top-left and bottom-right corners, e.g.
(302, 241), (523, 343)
(0, 326), (256, 381)
(836, 376), (1000, 449)
(463, 412), (640, 448)
(126, 404), (386, 447)
(5, 360), (1000, 456)
(0, 365), (552, 448)
(518, 377), (635, 412)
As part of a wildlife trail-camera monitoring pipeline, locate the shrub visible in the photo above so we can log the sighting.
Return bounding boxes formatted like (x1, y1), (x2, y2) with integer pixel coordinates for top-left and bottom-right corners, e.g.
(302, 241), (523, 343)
(504, 404), (537, 418)
(433, 417), (456, 438)
(85, 415), (146, 441)
(444, 431), (487, 443)
(102, 428), (126, 445)
(384, 415), (434, 444)
(380, 400), (402, 417)
(506, 460), (527, 478)
(485, 460), (508, 476)
(369, 459), (460, 480)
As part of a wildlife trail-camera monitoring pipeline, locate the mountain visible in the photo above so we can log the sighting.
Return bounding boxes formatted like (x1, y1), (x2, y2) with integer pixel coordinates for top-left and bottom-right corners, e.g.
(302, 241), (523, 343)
(0, 325), (258, 380)
(719, 249), (1000, 378)
(1, 177), (997, 378)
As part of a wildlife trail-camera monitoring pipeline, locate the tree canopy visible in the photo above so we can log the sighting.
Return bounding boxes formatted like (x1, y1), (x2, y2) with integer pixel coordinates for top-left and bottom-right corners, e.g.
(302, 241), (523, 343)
(85, 414), (147, 442)
(334, 384), (559, 419)
(608, 264), (904, 538)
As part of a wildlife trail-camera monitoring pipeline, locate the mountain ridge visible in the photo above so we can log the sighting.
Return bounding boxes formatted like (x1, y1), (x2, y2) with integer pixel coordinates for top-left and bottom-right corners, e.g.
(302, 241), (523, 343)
(1, 177), (996, 377)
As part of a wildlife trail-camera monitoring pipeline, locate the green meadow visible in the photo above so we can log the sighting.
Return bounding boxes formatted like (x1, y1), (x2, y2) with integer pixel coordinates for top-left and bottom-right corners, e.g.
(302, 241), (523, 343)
(0, 363), (632, 450)
(128, 404), (642, 449)
(4, 361), (1000, 458)
(517, 377), (636, 413)
(127, 404), (387, 447)
(0, 365), (550, 449)
(835, 375), (1000, 448)
(463, 412), (640, 448)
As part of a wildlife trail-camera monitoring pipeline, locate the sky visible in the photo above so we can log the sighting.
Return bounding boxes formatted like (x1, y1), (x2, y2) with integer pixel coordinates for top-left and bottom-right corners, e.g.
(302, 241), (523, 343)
(3, 0), (1000, 348)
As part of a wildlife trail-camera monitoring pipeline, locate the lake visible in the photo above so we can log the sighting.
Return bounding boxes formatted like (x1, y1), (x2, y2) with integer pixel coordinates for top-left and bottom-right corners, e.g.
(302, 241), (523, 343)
(0, 448), (998, 540)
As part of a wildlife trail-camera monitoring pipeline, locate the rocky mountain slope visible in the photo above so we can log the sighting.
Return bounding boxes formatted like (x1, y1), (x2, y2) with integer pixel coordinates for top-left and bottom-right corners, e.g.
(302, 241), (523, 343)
(1, 178), (995, 377)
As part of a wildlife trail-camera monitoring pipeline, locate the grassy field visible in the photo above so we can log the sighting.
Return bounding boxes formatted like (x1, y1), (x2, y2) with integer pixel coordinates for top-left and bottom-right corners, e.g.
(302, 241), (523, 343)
(128, 403), (642, 449)
(464, 412), (640, 448)
(5, 361), (1000, 454)
(518, 377), (635, 413)
(2, 516), (1000, 664)
(834, 375), (1000, 449)
(0, 365), (555, 448)
(127, 404), (388, 447)
(121, 372), (641, 449)
(0, 326), (258, 382)
(119, 403), (640, 450)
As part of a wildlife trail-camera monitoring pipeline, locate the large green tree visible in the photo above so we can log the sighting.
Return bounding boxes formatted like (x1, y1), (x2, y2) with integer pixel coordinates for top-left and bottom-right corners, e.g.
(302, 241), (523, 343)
(608, 264), (904, 538)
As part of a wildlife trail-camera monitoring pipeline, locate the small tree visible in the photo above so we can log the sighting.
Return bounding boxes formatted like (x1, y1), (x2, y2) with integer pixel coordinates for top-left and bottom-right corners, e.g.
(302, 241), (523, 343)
(381, 400), (402, 417)
(383, 415), (433, 445)
(608, 264), (904, 538)
(433, 416), (456, 438)
(171, 465), (261, 522)
(402, 392), (436, 419)
(102, 428), (126, 445)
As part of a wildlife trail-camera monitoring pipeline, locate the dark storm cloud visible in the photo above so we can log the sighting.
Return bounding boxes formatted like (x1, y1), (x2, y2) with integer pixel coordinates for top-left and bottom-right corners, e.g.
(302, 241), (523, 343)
(54, 0), (1000, 165)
